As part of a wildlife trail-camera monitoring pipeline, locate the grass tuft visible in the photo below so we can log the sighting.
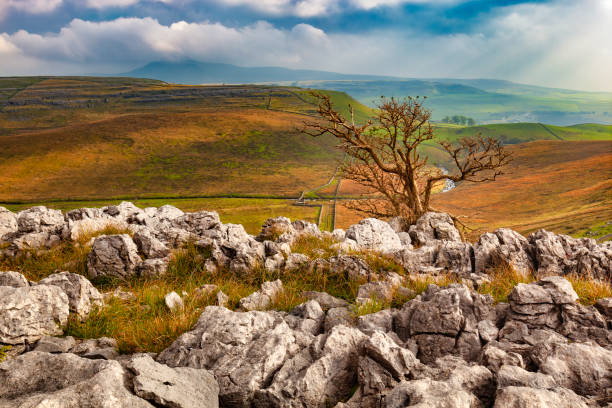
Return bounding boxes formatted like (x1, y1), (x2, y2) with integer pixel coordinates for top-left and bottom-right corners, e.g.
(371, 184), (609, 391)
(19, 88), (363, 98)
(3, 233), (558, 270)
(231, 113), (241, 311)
(0, 345), (11, 363)
(75, 224), (133, 246)
(566, 274), (612, 305)
(477, 263), (535, 303)
(290, 235), (340, 259)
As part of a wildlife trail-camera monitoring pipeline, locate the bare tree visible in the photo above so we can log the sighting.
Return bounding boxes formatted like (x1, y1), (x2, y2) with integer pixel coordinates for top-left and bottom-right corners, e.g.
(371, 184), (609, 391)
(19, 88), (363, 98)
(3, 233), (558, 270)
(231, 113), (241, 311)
(302, 92), (512, 225)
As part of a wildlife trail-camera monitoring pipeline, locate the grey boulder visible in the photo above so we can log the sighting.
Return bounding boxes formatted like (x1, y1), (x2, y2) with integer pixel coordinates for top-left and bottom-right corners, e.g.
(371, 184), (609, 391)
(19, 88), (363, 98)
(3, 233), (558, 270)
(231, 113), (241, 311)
(127, 354), (219, 408)
(0, 351), (153, 407)
(409, 212), (462, 245)
(345, 218), (402, 253)
(0, 285), (69, 344)
(0, 207), (17, 242)
(38, 271), (103, 319)
(0, 271), (28, 288)
(87, 234), (142, 279)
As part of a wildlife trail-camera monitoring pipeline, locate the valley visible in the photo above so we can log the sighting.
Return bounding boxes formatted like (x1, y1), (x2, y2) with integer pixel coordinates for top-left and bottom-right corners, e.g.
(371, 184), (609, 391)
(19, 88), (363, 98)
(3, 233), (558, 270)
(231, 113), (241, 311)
(0, 76), (610, 239)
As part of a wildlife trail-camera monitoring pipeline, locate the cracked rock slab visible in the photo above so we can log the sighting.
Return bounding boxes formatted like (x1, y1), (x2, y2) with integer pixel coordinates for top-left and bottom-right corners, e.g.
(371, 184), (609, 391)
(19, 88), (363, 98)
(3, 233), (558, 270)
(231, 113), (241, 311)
(0, 285), (69, 344)
(127, 354), (219, 408)
(0, 351), (153, 407)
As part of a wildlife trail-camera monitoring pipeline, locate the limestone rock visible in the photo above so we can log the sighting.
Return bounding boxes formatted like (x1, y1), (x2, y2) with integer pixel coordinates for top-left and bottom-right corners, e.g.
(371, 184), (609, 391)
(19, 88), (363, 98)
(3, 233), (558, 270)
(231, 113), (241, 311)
(138, 258), (169, 278)
(507, 277), (579, 330)
(474, 228), (534, 275)
(477, 320), (499, 343)
(216, 290), (229, 308)
(325, 307), (354, 332)
(345, 218), (402, 253)
(434, 241), (474, 276)
(0, 351), (153, 407)
(71, 337), (118, 360)
(302, 291), (348, 310)
(385, 378), (480, 408)
(479, 344), (524, 373)
(0, 285), (69, 344)
(87, 234), (142, 279)
(356, 274), (402, 305)
(387, 216), (411, 234)
(497, 365), (557, 389)
(291, 219), (321, 238)
(493, 386), (589, 408)
(38, 271), (103, 319)
(394, 284), (492, 363)
(33, 335), (77, 353)
(157, 306), (302, 406)
(0, 207), (18, 241)
(133, 229), (170, 259)
(534, 342), (612, 398)
(254, 325), (368, 407)
(331, 228), (346, 241)
(595, 297), (612, 319)
(285, 300), (325, 335)
(357, 309), (394, 335)
(0, 271), (28, 288)
(284, 253), (311, 272)
(171, 210), (222, 239)
(127, 353), (219, 408)
(264, 253), (285, 272)
(17, 206), (64, 234)
(239, 280), (283, 311)
(165, 291), (184, 311)
(409, 212), (462, 245)
(257, 217), (295, 242)
(328, 255), (373, 280)
(529, 229), (612, 280)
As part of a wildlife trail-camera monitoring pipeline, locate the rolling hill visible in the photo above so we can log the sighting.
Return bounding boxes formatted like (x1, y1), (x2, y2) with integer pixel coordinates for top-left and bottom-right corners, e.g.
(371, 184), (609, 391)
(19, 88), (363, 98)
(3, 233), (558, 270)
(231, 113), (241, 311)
(0, 76), (374, 202)
(0, 76), (610, 237)
(302, 80), (612, 126)
(119, 60), (612, 126)
(336, 140), (612, 239)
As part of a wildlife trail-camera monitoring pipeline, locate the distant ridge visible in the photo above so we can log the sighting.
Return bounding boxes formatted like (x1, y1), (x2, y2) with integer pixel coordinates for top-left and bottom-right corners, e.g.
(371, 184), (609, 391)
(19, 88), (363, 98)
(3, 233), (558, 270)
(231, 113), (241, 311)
(122, 60), (400, 84)
(119, 59), (612, 126)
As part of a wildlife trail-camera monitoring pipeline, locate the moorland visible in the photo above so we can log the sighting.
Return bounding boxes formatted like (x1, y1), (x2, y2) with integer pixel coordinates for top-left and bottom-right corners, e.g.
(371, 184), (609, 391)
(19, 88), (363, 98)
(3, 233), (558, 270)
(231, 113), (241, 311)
(0, 75), (610, 238)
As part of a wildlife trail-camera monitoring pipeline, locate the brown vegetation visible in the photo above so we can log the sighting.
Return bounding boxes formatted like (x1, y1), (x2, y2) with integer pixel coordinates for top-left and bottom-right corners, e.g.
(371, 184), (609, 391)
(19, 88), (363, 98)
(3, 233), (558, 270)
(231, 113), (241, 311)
(336, 140), (612, 239)
(303, 93), (511, 224)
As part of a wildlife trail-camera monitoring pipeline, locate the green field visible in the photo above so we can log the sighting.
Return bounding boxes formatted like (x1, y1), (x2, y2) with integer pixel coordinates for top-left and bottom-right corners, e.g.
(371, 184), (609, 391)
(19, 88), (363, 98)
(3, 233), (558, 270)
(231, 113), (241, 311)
(297, 79), (612, 125)
(433, 122), (612, 144)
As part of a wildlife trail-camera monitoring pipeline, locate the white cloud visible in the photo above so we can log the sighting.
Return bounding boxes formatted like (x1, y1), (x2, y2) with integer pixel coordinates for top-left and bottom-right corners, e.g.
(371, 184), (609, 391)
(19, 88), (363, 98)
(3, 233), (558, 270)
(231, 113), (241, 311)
(0, 0), (610, 91)
(208, 0), (463, 15)
(205, 0), (341, 17)
(0, 0), (63, 19)
(348, 0), (458, 9)
(84, 0), (141, 8)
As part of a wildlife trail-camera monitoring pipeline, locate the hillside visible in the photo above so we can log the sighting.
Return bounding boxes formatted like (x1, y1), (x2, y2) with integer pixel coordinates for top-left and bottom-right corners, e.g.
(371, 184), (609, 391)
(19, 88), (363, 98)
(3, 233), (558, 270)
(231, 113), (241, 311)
(336, 140), (612, 239)
(301, 80), (612, 126)
(0, 76), (610, 237)
(120, 60), (612, 126)
(433, 122), (612, 144)
(0, 77), (374, 202)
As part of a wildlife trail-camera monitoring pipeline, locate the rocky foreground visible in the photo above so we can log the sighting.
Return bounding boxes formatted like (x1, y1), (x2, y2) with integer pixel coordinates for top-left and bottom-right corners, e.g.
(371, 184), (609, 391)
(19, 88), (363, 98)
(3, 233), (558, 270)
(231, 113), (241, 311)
(0, 202), (611, 408)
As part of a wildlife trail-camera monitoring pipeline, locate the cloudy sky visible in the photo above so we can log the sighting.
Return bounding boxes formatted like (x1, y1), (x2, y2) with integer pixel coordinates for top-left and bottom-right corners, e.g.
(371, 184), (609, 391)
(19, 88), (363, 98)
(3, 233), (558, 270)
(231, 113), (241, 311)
(1, 0), (611, 91)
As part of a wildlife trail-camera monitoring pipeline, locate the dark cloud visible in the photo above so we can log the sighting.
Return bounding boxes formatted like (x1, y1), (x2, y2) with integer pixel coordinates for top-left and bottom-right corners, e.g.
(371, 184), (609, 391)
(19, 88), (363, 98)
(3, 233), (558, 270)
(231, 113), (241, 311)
(0, 0), (610, 91)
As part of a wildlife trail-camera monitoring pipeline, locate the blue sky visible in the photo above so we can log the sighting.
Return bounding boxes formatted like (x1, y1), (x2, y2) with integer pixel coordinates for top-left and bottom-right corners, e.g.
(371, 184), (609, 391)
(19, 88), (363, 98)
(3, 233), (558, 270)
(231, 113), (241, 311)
(1, 0), (611, 91)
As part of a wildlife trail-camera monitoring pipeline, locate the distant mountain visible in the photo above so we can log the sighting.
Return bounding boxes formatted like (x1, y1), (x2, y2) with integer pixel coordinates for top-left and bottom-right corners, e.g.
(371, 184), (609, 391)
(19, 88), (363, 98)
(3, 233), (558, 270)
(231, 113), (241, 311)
(121, 60), (612, 126)
(122, 60), (399, 84)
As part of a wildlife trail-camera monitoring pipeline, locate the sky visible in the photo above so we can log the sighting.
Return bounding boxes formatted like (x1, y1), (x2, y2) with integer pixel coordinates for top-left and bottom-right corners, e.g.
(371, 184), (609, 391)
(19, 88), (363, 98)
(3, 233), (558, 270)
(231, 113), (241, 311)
(0, 0), (611, 91)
